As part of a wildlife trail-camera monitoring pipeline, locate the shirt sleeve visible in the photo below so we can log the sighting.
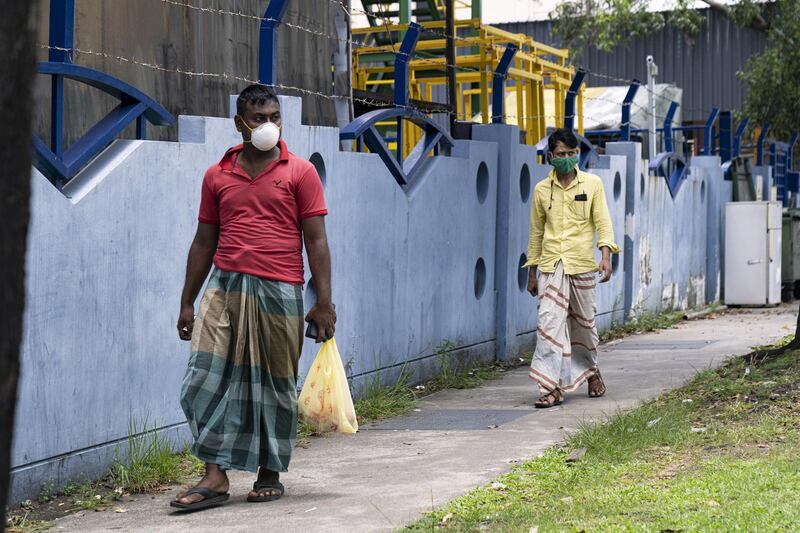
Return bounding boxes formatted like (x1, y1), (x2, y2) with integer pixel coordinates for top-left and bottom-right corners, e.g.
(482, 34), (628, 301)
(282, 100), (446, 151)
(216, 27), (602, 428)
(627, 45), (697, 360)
(592, 180), (620, 253)
(198, 169), (219, 225)
(295, 164), (328, 219)
(523, 185), (547, 268)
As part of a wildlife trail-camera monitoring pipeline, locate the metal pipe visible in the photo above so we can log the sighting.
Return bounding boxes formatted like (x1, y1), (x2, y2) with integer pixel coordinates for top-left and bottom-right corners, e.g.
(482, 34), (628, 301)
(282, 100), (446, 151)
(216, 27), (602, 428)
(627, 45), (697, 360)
(646, 56), (657, 158)
(445, 0), (457, 133)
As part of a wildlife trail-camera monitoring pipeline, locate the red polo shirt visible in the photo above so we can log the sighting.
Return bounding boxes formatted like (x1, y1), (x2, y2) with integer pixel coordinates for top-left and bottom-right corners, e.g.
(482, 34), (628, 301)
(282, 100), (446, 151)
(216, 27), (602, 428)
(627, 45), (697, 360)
(198, 140), (327, 284)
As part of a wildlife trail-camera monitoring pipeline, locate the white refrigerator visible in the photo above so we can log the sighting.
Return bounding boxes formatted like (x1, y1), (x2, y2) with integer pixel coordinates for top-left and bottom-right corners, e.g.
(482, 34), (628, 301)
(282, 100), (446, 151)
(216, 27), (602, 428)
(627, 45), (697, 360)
(724, 201), (782, 305)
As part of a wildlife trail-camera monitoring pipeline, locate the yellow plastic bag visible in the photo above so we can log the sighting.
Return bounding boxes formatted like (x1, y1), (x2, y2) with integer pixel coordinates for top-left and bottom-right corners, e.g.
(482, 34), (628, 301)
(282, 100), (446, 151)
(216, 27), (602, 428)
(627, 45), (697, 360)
(298, 338), (359, 434)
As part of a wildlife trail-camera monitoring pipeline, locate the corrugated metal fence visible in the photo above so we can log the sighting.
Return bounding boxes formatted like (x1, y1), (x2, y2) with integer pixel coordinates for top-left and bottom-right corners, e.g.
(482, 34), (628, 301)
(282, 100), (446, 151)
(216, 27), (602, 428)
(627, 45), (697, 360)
(498, 8), (768, 122)
(34, 0), (347, 145)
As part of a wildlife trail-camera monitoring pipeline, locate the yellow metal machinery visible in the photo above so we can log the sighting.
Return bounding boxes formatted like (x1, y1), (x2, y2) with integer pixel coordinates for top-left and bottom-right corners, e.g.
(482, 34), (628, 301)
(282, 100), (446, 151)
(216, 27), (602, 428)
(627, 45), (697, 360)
(352, 16), (583, 156)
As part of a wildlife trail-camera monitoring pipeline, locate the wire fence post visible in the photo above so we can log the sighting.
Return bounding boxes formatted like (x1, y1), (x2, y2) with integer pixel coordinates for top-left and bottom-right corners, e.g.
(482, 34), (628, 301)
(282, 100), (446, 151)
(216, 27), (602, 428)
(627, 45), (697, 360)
(756, 123), (771, 166)
(563, 68), (585, 131)
(258, 0), (290, 86)
(718, 110), (733, 162)
(702, 107), (719, 156)
(394, 22), (421, 161)
(621, 80), (641, 142)
(662, 101), (679, 153)
(733, 118), (749, 158)
(491, 44), (517, 124)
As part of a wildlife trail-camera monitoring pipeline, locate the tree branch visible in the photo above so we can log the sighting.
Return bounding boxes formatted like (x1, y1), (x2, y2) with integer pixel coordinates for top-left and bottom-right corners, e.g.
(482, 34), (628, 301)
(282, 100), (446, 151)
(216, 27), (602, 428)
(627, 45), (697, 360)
(699, 0), (770, 32)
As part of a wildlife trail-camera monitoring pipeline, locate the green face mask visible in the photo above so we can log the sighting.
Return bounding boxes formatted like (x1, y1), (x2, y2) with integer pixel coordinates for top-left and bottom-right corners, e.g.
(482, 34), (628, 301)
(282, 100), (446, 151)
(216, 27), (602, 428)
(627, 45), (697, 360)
(550, 156), (578, 175)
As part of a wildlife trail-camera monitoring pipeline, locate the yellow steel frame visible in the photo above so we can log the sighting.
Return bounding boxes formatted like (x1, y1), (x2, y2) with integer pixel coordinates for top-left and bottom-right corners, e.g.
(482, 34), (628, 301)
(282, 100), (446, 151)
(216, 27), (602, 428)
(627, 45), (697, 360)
(353, 18), (584, 154)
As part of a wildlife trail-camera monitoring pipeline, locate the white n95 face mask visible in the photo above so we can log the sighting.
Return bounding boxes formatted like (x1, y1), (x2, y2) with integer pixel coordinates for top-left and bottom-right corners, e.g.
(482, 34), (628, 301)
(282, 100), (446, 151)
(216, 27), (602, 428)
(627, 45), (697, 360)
(242, 120), (280, 152)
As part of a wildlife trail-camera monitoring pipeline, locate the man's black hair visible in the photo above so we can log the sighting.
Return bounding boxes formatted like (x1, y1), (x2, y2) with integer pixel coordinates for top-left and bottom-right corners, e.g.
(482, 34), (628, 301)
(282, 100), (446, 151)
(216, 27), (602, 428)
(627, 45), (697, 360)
(548, 128), (579, 153)
(236, 84), (280, 116)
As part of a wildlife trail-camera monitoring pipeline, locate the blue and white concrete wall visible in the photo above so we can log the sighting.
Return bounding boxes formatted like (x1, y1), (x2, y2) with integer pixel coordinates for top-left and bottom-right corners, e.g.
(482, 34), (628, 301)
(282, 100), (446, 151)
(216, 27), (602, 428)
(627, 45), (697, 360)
(587, 153), (628, 330)
(12, 96), (729, 503)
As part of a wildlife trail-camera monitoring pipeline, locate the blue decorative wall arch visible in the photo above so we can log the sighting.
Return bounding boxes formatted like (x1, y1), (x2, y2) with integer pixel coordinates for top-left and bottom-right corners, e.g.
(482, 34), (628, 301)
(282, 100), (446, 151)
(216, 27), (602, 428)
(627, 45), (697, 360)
(340, 107), (454, 188)
(33, 0), (174, 187)
(649, 152), (687, 199)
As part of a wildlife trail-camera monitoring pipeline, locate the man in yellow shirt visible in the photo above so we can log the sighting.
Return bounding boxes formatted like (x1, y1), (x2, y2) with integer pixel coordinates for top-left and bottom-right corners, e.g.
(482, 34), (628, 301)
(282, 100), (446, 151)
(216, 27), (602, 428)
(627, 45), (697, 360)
(525, 128), (620, 408)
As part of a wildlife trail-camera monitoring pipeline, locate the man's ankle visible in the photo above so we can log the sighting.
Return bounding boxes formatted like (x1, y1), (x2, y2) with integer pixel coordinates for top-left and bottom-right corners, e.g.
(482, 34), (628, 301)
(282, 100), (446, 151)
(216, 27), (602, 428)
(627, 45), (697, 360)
(258, 468), (279, 481)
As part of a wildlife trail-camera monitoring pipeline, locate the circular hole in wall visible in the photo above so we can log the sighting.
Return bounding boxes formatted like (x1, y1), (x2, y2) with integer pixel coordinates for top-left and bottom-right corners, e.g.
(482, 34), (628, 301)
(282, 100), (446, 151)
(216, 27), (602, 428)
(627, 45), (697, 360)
(518, 254), (528, 292)
(519, 164), (531, 203)
(474, 258), (487, 299)
(476, 162), (489, 204)
(613, 171), (622, 201)
(640, 173), (646, 199)
(611, 254), (620, 274)
(309, 152), (326, 187)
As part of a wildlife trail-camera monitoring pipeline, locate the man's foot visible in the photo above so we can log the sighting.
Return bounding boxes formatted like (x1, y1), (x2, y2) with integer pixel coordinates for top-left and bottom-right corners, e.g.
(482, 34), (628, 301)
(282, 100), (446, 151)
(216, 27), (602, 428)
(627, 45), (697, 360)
(588, 369), (606, 398)
(534, 388), (563, 408)
(247, 468), (284, 502)
(172, 464), (229, 509)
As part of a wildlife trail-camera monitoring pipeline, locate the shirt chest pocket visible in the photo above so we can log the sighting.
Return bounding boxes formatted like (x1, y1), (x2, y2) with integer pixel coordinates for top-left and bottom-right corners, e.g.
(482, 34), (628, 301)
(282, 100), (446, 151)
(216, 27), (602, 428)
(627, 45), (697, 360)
(568, 194), (590, 222)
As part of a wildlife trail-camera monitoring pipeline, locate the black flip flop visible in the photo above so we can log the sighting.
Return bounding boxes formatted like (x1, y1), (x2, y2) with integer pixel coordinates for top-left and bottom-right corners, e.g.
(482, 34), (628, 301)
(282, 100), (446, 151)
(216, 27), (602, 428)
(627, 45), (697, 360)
(170, 486), (230, 511)
(247, 480), (284, 503)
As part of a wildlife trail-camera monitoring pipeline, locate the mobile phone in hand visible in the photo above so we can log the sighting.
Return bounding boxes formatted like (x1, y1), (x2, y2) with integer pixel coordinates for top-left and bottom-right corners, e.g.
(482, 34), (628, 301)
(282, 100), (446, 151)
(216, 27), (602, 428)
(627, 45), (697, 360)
(305, 321), (326, 341)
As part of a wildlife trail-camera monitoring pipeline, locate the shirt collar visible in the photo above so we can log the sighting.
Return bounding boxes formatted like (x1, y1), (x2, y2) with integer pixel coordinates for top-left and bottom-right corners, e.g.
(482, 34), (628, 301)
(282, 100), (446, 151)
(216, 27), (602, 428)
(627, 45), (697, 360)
(218, 139), (289, 171)
(548, 168), (584, 190)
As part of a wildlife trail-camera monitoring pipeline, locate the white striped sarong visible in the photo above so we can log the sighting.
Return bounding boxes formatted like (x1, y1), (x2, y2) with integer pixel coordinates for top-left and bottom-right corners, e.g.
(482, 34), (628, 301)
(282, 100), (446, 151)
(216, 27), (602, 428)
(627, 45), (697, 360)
(529, 261), (599, 393)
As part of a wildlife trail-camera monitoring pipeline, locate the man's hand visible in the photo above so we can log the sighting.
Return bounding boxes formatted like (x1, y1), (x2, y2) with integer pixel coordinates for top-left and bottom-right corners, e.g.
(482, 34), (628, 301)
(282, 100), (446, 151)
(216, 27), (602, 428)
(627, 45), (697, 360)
(305, 302), (337, 343)
(177, 304), (195, 341)
(598, 257), (612, 283)
(527, 268), (538, 297)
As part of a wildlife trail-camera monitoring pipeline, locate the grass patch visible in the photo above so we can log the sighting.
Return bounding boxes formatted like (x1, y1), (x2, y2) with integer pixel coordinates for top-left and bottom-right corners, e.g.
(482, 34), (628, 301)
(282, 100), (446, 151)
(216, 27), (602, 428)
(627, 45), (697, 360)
(5, 420), (203, 531)
(404, 348), (800, 532)
(600, 309), (685, 342)
(109, 420), (204, 493)
(353, 369), (418, 424)
(426, 342), (505, 392)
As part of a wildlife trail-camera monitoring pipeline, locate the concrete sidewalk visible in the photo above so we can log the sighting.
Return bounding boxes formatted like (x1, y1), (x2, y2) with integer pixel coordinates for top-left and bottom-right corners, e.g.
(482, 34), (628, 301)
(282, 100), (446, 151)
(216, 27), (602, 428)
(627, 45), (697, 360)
(53, 305), (796, 532)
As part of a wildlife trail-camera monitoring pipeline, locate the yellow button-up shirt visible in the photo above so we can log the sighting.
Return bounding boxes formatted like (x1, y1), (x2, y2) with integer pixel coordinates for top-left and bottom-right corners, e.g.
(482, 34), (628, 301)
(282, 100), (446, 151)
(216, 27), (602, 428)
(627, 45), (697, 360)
(524, 168), (620, 275)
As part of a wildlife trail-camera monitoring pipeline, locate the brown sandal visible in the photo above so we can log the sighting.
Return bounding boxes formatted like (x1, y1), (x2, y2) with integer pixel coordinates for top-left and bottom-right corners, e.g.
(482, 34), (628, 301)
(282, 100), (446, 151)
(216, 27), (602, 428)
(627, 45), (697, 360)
(534, 388), (563, 408)
(588, 369), (606, 398)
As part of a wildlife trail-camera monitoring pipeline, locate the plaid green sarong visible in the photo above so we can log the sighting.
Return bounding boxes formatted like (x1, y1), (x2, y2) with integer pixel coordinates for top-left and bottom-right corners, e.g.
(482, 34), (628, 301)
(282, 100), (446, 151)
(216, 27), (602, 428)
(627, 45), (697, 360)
(180, 268), (304, 473)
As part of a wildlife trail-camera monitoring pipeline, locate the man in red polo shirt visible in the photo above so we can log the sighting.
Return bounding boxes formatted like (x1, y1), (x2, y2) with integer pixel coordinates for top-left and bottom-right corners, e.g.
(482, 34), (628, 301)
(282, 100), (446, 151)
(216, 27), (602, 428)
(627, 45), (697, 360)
(171, 84), (336, 511)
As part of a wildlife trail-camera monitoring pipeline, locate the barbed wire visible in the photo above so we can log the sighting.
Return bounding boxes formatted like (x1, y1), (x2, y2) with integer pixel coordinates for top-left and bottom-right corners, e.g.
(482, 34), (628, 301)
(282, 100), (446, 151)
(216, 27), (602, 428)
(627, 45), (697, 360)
(41, 1), (724, 137)
(158, 0), (690, 123)
(158, 0), (710, 125)
(157, 0), (483, 75)
(37, 42), (673, 132)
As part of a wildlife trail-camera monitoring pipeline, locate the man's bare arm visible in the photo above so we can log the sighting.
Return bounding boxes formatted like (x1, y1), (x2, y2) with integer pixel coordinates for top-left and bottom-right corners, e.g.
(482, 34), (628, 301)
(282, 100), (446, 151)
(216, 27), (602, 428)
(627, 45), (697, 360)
(302, 216), (336, 342)
(178, 223), (219, 340)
